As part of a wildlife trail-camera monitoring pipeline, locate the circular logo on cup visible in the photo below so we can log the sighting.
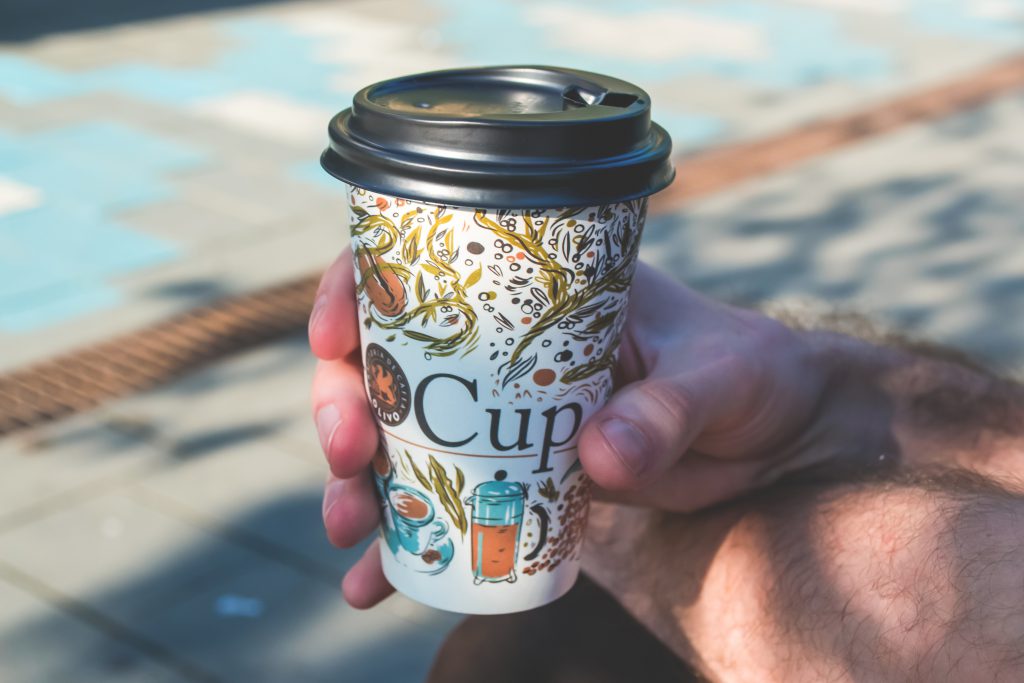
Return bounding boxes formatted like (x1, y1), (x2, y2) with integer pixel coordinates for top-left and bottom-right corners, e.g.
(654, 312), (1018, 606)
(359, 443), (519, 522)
(365, 343), (411, 426)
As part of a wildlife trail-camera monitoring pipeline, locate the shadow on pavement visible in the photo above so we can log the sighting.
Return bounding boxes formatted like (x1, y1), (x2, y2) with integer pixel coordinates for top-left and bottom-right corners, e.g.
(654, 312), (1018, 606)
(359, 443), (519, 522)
(643, 163), (1024, 373)
(0, 490), (451, 683)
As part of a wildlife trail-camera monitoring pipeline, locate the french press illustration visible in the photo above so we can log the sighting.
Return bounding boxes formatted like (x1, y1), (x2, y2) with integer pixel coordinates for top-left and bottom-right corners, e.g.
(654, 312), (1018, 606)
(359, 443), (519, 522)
(464, 470), (550, 584)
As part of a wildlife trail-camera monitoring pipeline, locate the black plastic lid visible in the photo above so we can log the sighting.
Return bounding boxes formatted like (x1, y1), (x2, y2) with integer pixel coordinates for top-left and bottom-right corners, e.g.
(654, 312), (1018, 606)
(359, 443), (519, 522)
(321, 65), (674, 208)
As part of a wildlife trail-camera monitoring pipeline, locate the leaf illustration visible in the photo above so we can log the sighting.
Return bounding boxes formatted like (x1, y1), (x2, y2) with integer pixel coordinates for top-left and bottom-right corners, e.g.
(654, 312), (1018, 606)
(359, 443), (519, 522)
(455, 467), (465, 496)
(404, 329), (439, 342)
(500, 353), (538, 389)
(427, 455), (468, 536)
(403, 227), (421, 265)
(350, 204), (368, 219)
(583, 311), (618, 335)
(398, 451), (413, 477)
(494, 312), (514, 331)
(415, 272), (428, 303)
(399, 209), (418, 230)
(464, 265), (482, 289)
(405, 452), (433, 491)
(538, 477), (559, 502)
(443, 228), (454, 259)
(536, 216), (550, 241)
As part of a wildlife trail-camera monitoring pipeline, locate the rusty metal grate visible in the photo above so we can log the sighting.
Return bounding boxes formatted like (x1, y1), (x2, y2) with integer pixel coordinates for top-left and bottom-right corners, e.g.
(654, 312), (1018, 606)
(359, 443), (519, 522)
(0, 276), (318, 435)
(3, 54), (1024, 436)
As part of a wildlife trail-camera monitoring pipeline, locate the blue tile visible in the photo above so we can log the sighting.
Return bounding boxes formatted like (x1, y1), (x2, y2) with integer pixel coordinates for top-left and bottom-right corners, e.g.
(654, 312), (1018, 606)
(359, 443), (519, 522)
(0, 56), (87, 105)
(0, 122), (204, 331)
(911, 0), (1024, 43)
(0, 279), (122, 332)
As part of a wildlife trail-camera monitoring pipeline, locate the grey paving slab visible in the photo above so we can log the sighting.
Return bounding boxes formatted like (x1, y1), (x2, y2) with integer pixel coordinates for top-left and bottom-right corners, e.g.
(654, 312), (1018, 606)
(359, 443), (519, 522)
(131, 555), (457, 683)
(0, 417), (161, 527)
(113, 197), (257, 251)
(270, 411), (324, 468)
(0, 488), (458, 683)
(96, 335), (316, 448)
(0, 576), (190, 683)
(132, 439), (338, 575)
(643, 95), (1024, 370)
(0, 493), (258, 622)
(172, 165), (327, 227)
(18, 14), (227, 71)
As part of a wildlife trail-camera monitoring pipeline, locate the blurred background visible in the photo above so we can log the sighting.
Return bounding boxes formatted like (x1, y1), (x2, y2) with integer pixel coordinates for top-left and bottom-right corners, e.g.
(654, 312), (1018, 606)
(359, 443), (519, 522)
(1, 0), (1022, 681)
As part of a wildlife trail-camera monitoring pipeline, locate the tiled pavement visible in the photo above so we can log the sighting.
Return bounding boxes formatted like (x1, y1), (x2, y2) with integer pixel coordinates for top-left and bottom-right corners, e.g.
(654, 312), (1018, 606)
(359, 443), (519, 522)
(3, 0), (1024, 368)
(1, 337), (462, 683)
(2, 1), (1024, 681)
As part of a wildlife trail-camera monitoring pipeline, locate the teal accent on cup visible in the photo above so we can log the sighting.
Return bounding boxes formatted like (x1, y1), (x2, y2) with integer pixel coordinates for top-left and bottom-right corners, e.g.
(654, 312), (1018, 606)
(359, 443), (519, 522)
(373, 469), (401, 555)
(388, 484), (448, 556)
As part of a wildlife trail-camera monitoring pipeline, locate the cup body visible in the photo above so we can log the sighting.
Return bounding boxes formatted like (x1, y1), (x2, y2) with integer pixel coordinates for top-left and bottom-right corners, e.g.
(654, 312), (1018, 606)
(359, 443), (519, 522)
(349, 184), (647, 614)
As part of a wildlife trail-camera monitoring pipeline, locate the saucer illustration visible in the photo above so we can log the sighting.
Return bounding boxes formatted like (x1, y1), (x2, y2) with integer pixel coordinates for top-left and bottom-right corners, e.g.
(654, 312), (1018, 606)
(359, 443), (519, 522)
(397, 536), (454, 575)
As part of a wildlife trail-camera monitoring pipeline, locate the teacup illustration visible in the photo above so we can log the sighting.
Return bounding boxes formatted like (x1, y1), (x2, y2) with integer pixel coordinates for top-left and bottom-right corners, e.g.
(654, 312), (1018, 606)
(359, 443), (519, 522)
(388, 484), (452, 571)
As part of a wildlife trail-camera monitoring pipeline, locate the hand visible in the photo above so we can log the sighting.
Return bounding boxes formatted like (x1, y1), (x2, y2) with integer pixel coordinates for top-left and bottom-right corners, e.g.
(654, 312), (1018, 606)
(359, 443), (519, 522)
(310, 248), (834, 608)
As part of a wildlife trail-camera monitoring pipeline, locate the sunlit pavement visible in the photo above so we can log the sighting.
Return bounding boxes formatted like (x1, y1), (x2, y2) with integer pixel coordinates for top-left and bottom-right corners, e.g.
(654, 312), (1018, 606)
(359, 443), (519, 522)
(1, 1), (1023, 681)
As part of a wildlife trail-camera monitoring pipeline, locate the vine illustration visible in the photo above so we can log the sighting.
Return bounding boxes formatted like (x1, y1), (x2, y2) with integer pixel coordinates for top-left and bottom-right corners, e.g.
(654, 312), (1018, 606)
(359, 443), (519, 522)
(352, 203), (480, 357)
(352, 194), (646, 378)
(475, 199), (645, 384)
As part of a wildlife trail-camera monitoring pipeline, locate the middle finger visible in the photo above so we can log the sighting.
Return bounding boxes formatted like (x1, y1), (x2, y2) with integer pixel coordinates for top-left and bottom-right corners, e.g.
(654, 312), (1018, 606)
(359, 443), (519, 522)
(323, 471), (381, 548)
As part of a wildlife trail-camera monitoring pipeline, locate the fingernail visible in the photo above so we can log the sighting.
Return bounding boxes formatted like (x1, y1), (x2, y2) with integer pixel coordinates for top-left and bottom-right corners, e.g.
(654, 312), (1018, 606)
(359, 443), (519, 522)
(308, 294), (328, 337)
(316, 403), (342, 455)
(598, 418), (650, 477)
(323, 478), (345, 519)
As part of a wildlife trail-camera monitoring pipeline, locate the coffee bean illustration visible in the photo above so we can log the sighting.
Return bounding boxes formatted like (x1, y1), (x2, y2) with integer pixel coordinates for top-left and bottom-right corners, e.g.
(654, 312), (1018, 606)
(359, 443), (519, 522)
(357, 247), (407, 317)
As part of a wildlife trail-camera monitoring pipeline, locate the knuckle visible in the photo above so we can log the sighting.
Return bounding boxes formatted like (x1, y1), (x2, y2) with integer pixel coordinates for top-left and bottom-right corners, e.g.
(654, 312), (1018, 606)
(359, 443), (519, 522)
(635, 379), (694, 427)
(717, 349), (760, 383)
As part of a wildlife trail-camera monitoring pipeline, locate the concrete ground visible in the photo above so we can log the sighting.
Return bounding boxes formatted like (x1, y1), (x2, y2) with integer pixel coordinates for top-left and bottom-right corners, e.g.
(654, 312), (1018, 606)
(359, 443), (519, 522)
(1, 1), (1023, 681)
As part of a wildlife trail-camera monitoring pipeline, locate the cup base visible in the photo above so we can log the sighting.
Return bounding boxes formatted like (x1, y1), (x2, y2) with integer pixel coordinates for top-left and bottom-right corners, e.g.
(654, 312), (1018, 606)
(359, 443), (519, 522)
(381, 552), (580, 615)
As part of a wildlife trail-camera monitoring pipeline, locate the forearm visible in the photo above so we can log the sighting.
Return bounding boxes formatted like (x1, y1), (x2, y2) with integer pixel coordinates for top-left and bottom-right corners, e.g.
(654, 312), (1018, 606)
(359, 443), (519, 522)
(585, 475), (1024, 682)
(804, 328), (1024, 481)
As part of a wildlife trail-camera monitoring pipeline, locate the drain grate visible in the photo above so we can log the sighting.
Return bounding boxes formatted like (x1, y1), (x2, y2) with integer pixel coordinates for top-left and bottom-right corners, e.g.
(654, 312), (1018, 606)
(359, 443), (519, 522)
(3, 54), (1024, 436)
(0, 276), (318, 435)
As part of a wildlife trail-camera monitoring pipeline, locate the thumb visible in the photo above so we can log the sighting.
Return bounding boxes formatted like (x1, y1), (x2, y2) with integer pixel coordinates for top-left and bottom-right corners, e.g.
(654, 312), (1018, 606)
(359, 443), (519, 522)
(578, 359), (736, 491)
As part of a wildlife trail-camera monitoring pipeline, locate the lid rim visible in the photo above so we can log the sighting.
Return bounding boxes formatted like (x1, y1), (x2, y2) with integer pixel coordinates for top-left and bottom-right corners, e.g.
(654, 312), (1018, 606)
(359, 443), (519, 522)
(321, 65), (675, 208)
(330, 111), (671, 171)
(320, 149), (675, 209)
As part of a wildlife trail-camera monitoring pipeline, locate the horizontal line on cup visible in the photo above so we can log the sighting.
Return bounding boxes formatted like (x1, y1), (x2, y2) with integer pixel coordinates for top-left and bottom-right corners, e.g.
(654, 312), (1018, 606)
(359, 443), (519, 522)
(378, 427), (578, 459)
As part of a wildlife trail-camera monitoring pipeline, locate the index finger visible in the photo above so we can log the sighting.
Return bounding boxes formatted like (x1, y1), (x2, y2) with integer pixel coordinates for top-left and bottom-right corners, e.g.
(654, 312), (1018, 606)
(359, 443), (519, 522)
(309, 247), (360, 361)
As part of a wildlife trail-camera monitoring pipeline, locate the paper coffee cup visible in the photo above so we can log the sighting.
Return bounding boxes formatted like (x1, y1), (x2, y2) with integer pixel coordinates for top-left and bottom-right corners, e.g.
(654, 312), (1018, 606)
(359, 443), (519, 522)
(322, 66), (673, 613)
